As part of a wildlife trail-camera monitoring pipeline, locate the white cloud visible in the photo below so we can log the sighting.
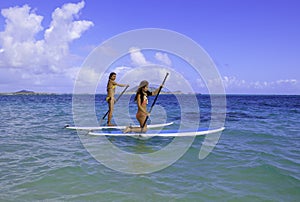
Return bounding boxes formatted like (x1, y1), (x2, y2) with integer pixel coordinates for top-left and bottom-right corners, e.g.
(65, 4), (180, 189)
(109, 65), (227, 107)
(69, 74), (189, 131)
(77, 67), (99, 86)
(129, 47), (149, 66)
(196, 78), (205, 88)
(222, 76), (247, 88)
(0, 5), (44, 68)
(113, 65), (132, 75)
(117, 66), (192, 94)
(1, 5), (43, 42)
(220, 76), (299, 94)
(276, 79), (297, 85)
(155, 52), (172, 66)
(0, 1), (93, 74)
(45, 1), (92, 43)
(113, 49), (196, 93)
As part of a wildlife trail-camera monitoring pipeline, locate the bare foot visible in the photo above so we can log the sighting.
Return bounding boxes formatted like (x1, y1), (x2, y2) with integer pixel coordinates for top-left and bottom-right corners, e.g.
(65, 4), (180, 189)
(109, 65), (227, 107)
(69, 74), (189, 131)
(107, 123), (115, 126)
(123, 126), (131, 133)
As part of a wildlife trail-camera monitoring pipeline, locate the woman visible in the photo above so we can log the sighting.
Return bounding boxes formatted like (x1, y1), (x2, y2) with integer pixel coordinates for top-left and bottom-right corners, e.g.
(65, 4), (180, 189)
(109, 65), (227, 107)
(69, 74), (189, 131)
(123, 80), (162, 133)
(106, 72), (129, 126)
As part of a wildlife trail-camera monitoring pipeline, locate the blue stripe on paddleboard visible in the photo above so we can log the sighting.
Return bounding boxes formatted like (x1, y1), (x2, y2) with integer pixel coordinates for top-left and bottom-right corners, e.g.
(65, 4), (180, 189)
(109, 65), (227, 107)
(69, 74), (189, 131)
(88, 127), (225, 137)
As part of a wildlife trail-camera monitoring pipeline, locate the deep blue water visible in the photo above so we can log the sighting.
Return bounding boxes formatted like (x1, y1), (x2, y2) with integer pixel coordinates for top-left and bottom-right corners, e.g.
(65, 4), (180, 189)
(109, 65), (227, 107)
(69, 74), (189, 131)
(0, 94), (299, 201)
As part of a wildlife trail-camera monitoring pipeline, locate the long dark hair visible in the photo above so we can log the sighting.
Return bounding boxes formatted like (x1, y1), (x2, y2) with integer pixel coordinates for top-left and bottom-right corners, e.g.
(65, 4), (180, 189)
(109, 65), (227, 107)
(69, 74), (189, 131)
(109, 72), (116, 79)
(134, 88), (144, 103)
(107, 72), (116, 89)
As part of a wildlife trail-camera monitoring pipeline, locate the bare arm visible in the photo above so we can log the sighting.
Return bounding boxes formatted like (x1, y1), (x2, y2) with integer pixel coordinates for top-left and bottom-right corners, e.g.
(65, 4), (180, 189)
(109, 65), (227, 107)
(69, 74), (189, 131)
(152, 85), (163, 95)
(111, 80), (129, 87)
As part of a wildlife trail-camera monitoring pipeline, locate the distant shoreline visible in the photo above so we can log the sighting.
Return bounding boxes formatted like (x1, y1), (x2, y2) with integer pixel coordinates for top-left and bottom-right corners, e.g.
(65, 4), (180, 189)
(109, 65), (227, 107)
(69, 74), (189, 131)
(0, 90), (56, 95)
(0, 89), (190, 95)
(0, 92), (195, 96)
(0, 90), (299, 96)
(0, 90), (300, 96)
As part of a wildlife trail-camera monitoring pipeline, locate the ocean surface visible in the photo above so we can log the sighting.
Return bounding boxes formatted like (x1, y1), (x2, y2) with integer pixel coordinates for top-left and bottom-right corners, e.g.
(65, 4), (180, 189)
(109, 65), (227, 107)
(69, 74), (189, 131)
(0, 94), (299, 201)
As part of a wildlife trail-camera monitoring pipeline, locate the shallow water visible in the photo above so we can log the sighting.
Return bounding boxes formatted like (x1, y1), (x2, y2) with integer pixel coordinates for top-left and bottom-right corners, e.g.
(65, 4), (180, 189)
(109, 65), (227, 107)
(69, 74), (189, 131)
(0, 94), (299, 201)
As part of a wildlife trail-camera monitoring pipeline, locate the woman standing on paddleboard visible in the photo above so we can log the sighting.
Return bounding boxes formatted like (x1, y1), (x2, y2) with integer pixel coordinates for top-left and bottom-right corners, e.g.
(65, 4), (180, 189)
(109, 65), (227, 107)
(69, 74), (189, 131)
(106, 72), (129, 126)
(124, 80), (162, 133)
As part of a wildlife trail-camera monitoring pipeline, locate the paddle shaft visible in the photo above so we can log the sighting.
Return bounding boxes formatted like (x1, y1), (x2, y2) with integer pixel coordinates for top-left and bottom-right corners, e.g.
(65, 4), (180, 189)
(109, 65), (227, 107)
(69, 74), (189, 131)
(102, 85), (129, 120)
(141, 73), (169, 128)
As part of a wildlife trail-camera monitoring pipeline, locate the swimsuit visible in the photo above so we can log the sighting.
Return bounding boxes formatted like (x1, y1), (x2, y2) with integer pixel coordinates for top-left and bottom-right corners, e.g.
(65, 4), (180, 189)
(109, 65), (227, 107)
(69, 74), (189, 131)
(106, 81), (116, 102)
(135, 94), (149, 120)
(106, 96), (112, 102)
(142, 95), (148, 106)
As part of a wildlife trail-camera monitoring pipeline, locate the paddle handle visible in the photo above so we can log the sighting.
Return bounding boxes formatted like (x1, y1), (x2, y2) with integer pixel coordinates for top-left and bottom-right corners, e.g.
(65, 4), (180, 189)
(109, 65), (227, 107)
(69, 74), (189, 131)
(142, 73), (169, 128)
(102, 85), (129, 120)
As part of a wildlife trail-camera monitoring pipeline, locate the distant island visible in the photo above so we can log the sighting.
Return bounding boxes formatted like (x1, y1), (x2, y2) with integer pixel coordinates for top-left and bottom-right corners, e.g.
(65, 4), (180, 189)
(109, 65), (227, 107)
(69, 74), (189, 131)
(14, 90), (35, 94)
(0, 90), (56, 95)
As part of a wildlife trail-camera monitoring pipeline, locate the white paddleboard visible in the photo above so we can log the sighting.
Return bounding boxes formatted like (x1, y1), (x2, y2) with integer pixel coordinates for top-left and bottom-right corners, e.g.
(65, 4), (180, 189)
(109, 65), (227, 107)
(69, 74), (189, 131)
(65, 122), (174, 131)
(88, 127), (225, 137)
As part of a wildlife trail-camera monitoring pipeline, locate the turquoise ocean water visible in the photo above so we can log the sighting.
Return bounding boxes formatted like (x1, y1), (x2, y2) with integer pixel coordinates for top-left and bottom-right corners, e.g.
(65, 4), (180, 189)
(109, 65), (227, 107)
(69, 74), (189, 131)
(0, 94), (299, 201)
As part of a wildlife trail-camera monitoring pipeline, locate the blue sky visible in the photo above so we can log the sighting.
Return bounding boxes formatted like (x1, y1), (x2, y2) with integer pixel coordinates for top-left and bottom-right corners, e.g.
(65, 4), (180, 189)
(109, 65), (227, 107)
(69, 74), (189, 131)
(0, 0), (299, 94)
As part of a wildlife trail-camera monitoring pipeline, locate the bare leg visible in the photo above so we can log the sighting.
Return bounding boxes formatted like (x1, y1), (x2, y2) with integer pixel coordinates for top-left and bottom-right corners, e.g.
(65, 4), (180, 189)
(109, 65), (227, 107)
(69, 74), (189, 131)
(107, 98), (115, 126)
(123, 113), (148, 133)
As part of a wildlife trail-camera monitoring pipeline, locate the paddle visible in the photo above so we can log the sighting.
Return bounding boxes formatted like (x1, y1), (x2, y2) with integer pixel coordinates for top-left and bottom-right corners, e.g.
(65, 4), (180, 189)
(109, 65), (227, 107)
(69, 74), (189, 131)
(141, 73), (169, 129)
(102, 85), (129, 121)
